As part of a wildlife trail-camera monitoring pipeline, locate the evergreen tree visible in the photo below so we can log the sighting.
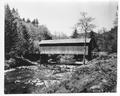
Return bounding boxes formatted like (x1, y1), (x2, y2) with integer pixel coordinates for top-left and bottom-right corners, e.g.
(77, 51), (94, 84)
(22, 18), (25, 22)
(12, 8), (16, 13)
(22, 25), (30, 42)
(35, 19), (39, 26)
(11, 8), (20, 19)
(21, 25), (30, 55)
(71, 28), (79, 38)
(10, 24), (30, 56)
(32, 19), (36, 25)
(5, 4), (17, 57)
(89, 31), (95, 39)
(32, 18), (39, 27)
(26, 18), (31, 23)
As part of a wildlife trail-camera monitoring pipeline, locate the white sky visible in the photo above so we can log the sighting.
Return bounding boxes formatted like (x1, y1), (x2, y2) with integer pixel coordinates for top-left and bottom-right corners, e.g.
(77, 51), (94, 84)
(5, 0), (118, 36)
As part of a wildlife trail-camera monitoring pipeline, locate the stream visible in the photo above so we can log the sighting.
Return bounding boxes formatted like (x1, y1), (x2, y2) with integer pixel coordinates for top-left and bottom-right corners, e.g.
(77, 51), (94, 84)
(5, 64), (76, 94)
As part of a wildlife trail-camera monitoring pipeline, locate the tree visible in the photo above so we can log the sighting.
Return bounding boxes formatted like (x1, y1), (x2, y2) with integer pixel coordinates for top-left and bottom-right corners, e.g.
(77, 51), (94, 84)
(5, 4), (18, 58)
(5, 5), (31, 57)
(22, 25), (30, 42)
(35, 18), (39, 26)
(22, 18), (25, 22)
(102, 27), (107, 51)
(89, 31), (95, 38)
(5, 4), (12, 54)
(32, 19), (36, 25)
(26, 18), (31, 23)
(44, 31), (52, 40)
(40, 25), (52, 40)
(5, 4), (54, 59)
(12, 8), (16, 13)
(11, 8), (20, 19)
(10, 23), (31, 57)
(77, 12), (95, 64)
(114, 5), (118, 27)
(32, 18), (39, 27)
(22, 25), (31, 55)
(71, 28), (79, 38)
(112, 5), (118, 52)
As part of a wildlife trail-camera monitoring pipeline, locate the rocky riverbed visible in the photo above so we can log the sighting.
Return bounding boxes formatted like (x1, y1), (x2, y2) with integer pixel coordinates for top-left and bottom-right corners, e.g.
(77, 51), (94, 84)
(5, 64), (76, 94)
(5, 53), (117, 94)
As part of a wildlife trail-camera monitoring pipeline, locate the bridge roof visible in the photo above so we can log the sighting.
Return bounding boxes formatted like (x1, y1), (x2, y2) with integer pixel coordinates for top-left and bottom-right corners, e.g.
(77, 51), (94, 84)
(39, 38), (91, 45)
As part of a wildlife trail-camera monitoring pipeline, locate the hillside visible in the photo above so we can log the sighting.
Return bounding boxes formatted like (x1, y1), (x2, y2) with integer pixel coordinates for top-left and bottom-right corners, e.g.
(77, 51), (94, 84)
(5, 5), (52, 58)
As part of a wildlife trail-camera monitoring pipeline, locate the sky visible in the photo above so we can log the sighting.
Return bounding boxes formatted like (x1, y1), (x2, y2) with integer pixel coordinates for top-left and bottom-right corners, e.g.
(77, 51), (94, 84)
(5, 0), (118, 36)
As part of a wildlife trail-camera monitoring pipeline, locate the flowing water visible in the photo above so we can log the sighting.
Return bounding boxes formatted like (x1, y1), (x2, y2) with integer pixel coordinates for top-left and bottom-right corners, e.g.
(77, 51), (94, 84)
(5, 64), (75, 94)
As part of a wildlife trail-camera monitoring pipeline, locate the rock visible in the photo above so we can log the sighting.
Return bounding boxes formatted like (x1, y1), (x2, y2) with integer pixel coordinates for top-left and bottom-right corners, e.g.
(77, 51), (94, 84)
(44, 80), (51, 88)
(56, 87), (69, 93)
(102, 79), (107, 83)
(44, 80), (61, 88)
(90, 85), (101, 90)
(32, 78), (39, 83)
(35, 82), (44, 86)
(15, 80), (21, 83)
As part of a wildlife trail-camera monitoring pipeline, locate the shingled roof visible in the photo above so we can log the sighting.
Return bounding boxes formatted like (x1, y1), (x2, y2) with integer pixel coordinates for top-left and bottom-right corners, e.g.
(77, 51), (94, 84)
(39, 38), (91, 45)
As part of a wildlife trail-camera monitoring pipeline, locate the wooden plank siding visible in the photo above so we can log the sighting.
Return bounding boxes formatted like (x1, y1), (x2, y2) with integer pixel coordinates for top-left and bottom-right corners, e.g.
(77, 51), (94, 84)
(39, 38), (96, 58)
(39, 46), (88, 55)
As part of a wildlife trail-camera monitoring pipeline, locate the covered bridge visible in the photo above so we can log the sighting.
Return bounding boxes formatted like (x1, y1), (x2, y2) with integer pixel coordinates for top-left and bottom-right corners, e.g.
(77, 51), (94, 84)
(39, 38), (96, 63)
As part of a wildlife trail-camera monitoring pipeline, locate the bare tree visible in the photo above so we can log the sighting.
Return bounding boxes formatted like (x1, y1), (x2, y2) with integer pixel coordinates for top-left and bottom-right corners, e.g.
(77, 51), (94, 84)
(77, 12), (95, 64)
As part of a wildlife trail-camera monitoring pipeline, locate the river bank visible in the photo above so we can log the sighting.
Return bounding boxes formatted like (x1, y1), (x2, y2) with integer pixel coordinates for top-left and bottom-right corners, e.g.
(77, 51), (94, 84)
(5, 53), (117, 93)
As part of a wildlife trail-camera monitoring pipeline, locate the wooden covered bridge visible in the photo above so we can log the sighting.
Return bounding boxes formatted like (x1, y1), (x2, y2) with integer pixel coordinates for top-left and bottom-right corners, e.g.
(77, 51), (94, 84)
(39, 38), (96, 63)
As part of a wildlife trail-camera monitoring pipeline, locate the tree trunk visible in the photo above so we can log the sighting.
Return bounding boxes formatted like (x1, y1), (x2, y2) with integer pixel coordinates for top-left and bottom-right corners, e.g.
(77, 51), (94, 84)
(83, 30), (87, 65)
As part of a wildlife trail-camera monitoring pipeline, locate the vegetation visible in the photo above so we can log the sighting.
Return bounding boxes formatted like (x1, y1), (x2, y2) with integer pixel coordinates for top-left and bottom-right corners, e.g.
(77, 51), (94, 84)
(5, 4), (52, 59)
(4, 4), (117, 94)
(96, 27), (117, 52)
(5, 4), (117, 60)
(71, 28), (79, 38)
(77, 12), (96, 64)
(71, 18), (117, 53)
